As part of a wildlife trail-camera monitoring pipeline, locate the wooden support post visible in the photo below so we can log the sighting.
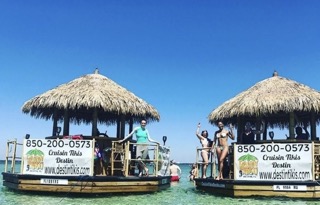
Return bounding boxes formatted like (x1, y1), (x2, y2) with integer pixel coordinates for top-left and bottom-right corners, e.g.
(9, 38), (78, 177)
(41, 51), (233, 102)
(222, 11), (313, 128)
(92, 108), (98, 136)
(129, 118), (133, 133)
(311, 112), (317, 140)
(124, 142), (130, 177)
(52, 109), (58, 136)
(237, 117), (243, 143)
(11, 139), (17, 173)
(155, 144), (159, 176)
(256, 118), (261, 141)
(92, 138), (95, 176)
(4, 140), (9, 172)
(63, 109), (69, 136)
(289, 112), (295, 139)
(120, 115), (125, 139)
(263, 120), (267, 140)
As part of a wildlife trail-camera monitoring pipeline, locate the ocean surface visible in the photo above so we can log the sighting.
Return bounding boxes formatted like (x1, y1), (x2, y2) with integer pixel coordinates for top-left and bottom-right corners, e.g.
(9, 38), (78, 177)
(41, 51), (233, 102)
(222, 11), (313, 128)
(1, 162), (319, 205)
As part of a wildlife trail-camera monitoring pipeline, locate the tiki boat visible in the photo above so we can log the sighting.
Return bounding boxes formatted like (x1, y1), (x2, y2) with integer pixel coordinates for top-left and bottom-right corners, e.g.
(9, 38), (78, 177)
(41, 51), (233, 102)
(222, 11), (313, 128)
(3, 138), (170, 194)
(2, 69), (171, 194)
(195, 71), (320, 199)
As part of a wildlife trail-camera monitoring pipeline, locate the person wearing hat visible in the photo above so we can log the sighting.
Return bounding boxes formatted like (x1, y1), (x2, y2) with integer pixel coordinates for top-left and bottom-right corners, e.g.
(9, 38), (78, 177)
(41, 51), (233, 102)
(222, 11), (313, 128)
(169, 160), (181, 182)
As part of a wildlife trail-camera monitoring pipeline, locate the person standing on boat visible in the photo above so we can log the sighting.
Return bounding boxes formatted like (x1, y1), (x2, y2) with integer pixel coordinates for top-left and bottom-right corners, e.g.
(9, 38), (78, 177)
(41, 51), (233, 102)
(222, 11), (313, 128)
(196, 123), (211, 178)
(212, 121), (234, 180)
(295, 126), (309, 140)
(169, 160), (182, 182)
(93, 145), (103, 175)
(118, 119), (159, 177)
(241, 121), (265, 144)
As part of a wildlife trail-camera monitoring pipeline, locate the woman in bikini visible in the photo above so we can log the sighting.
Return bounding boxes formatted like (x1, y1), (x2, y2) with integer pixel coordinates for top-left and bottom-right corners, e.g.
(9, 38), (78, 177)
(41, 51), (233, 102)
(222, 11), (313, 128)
(212, 121), (234, 180)
(196, 123), (210, 178)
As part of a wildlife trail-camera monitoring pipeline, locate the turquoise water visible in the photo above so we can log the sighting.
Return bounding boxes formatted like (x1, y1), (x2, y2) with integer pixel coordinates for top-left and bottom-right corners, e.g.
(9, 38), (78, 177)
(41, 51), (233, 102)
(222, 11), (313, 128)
(1, 163), (320, 205)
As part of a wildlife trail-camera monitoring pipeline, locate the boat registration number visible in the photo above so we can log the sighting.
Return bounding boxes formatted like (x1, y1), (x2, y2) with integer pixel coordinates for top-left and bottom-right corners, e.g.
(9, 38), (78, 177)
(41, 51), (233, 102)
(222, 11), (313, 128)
(40, 178), (68, 185)
(273, 185), (307, 191)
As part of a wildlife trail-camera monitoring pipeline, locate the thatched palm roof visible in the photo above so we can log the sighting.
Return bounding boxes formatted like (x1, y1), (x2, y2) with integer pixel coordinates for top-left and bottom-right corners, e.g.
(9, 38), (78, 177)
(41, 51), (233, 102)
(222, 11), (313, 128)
(22, 69), (160, 136)
(208, 72), (320, 130)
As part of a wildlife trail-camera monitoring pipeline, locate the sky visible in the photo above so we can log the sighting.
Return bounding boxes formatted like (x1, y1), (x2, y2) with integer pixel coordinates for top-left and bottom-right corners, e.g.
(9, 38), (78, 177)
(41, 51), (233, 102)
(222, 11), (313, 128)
(0, 0), (320, 163)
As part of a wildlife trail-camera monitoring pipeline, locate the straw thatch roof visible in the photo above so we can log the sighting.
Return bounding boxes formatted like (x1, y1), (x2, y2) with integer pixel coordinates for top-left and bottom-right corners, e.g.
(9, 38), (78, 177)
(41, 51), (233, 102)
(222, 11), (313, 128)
(22, 69), (160, 125)
(208, 72), (320, 129)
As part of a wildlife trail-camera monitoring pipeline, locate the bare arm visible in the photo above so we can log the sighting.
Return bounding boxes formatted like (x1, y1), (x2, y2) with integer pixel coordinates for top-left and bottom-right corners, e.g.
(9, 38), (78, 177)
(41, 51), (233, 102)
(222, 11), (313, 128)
(211, 131), (218, 149)
(196, 123), (203, 140)
(146, 129), (159, 144)
(119, 127), (137, 143)
(228, 124), (235, 140)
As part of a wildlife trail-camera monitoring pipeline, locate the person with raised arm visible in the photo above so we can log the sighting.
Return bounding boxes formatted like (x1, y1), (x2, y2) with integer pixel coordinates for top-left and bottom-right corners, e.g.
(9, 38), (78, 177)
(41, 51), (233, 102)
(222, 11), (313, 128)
(196, 123), (211, 178)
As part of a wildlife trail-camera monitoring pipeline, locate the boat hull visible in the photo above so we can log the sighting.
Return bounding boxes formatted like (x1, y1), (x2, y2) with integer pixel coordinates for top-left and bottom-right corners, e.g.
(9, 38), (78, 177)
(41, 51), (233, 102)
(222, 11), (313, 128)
(2, 172), (170, 194)
(195, 178), (320, 198)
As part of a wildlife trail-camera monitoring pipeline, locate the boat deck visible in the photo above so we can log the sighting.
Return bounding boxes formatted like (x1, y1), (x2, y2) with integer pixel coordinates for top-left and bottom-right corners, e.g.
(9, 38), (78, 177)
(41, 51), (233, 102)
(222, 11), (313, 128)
(195, 178), (320, 198)
(2, 139), (171, 194)
(3, 172), (171, 194)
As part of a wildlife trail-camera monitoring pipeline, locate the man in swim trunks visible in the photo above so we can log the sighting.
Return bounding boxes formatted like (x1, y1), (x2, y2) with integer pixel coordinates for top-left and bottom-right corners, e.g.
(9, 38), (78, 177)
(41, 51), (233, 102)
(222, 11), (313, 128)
(212, 121), (234, 180)
(169, 160), (181, 182)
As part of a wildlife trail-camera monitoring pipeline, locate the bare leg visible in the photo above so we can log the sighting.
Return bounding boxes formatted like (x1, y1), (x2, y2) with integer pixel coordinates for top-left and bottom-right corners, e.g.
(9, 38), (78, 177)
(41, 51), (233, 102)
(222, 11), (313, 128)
(137, 158), (149, 176)
(218, 147), (229, 180)
(201, 150), (209, 178)
(216, 148), (222, 180)
(137, 146), (149, 176)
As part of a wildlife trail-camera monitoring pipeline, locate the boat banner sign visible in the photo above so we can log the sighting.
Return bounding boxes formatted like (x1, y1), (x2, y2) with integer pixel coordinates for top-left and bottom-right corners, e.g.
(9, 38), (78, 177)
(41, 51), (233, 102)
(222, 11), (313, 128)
(234, 143), (312, 181)
(22, 139), (94, 176)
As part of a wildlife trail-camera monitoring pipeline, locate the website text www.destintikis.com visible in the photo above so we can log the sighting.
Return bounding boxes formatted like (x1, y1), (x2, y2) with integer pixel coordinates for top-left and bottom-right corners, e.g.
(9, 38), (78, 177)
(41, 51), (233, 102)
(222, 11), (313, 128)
(259, 169), (311, 180)
(44, 164), (90, 175)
